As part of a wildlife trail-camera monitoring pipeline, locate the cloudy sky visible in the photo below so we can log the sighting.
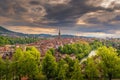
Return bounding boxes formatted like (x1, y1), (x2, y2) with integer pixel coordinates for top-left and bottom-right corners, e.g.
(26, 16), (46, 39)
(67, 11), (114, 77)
(0, 0), (120, 38)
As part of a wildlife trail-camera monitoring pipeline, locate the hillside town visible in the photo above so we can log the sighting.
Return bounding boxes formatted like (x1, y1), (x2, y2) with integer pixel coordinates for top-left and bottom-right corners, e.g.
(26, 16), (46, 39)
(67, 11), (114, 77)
(0, 29), (120, 60)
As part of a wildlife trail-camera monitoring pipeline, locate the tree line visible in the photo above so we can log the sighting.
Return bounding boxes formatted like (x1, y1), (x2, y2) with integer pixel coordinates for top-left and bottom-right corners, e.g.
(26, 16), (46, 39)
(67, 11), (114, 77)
(0, 36), (39, 46)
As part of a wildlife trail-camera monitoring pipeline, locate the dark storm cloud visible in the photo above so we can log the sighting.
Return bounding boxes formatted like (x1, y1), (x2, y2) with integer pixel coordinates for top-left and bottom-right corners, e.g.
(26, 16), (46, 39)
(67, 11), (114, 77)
(0, 0), (27, 16)
(0, 0), (116, 24)
(113, 15), (120, 21)
(0, 0), (107, 25)
(45, 0), (106, 25)
(29, 1), (40, 5)
(0, 0), (120, 37)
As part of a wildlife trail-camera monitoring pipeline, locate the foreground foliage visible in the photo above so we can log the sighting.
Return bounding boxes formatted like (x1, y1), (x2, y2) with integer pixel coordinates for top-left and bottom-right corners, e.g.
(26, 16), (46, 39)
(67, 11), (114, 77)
(0, 44), (120, 80)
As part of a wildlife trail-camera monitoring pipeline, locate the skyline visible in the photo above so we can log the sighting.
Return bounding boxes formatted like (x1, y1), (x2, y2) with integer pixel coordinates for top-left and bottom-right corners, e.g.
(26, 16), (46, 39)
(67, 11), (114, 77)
(0, 0), (120, 38)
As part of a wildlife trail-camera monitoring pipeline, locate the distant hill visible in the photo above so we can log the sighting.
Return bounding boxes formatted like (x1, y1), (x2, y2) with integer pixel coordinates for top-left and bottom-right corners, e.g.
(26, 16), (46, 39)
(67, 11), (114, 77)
(0, 26), (27, 37)
(0, 26), (14, 33)
(0, 26), (83, 38)
(0, 26), (54, 38)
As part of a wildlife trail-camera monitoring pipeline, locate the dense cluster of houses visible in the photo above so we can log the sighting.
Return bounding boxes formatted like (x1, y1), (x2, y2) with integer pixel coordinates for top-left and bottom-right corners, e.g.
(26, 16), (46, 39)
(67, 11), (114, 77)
(27, 38), (93, 56)
(0, 45), (14, 59)
(0, 37), (120, 59)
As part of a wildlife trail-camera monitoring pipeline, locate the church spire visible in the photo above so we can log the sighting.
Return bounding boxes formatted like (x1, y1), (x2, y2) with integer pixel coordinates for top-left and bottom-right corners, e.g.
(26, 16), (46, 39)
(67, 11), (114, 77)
(58, 28), (61, 39)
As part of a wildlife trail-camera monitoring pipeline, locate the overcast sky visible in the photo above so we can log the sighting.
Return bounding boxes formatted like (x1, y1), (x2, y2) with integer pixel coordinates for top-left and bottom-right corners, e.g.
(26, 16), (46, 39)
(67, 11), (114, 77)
(0, 0), (120, 38)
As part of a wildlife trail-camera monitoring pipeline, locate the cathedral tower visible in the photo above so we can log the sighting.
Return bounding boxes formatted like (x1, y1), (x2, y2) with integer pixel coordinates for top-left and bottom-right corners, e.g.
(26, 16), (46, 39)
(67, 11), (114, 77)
(58, 28), (61, 39)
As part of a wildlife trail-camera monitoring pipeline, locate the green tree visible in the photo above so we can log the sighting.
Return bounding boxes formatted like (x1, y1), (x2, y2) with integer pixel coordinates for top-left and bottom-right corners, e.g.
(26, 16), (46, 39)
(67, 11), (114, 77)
(84, 58), (99, 80)
(26, 46), (40, 63)
(12, 47), (40, 79)
(42, 53), (57, 79)
(0, 57), (14, 80)
(64, 55), (75, 79)
(12, 48), (24, 79)
(57, 59), (68, 80)
(49, 48), (55, 55)
(97, 46), (120, 80)
(13, 48), (24, 61)
(71, 59), (83, 80)
(3, 58), (13, 80)
(0, 57), (6, 79)
(18, 51), (39, 79)
(90, 40), (103, 50)
(34, 73), (47, 80)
